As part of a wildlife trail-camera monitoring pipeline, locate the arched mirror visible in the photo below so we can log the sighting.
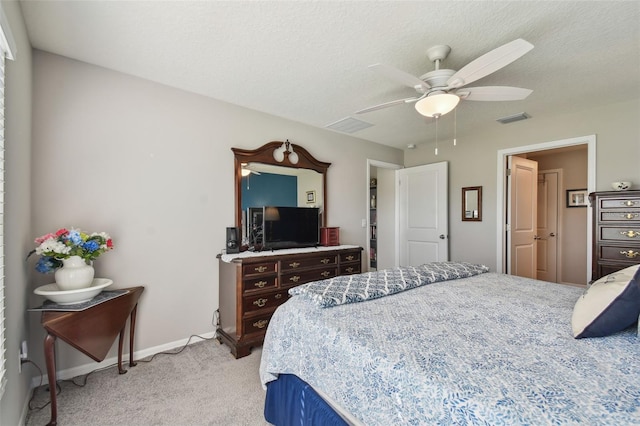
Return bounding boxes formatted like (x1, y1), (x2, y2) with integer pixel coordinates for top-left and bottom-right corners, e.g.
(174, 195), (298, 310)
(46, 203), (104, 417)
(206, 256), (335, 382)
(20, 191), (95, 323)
(233, 141), (331, 244)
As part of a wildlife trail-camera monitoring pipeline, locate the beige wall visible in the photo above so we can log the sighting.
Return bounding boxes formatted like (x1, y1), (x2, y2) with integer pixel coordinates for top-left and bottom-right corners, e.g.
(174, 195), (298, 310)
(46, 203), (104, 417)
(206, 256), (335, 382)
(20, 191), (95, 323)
(28, 50), (403, 377)
(1, 1), (33, 425)
(404, 99), (640, 272)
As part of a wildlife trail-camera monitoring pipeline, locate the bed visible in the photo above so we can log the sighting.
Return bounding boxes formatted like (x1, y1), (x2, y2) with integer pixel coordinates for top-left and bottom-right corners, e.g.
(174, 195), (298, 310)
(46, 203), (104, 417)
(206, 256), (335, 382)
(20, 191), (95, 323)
(259, 261), (640, 425)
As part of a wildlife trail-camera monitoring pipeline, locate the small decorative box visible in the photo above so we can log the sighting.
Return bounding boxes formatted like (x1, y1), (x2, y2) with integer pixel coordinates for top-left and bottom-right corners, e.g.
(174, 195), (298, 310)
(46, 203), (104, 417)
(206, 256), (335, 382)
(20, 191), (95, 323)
(320, 227), (340, 246)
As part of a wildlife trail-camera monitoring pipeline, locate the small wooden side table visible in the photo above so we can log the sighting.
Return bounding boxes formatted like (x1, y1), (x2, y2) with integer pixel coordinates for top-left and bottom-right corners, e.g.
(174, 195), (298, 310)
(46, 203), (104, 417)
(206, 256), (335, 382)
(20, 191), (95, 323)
(41, 286), (144, 426)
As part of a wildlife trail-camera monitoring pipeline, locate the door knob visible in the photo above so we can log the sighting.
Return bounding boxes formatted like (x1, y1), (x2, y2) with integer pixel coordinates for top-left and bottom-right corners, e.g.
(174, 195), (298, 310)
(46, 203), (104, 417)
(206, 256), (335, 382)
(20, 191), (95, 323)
(439, 234), (446, 240)
(549, 233), (556, 237)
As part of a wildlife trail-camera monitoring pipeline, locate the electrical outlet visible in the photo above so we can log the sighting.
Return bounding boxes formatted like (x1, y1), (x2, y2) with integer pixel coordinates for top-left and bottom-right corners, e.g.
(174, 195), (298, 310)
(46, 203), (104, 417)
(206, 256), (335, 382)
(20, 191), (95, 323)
(18, 340), (28, 373)
(20, 340), (28, 360)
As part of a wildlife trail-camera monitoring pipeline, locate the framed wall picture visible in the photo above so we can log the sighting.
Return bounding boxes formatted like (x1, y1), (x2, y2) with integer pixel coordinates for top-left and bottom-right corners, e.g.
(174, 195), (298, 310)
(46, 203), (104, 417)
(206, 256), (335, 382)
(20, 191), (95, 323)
(566, 189), (588, 207)
(306, 190), (316, 204)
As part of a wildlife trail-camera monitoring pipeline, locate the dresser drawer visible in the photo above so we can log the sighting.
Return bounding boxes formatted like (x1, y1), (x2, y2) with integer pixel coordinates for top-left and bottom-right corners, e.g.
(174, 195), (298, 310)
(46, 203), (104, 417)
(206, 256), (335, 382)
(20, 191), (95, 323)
(280, 255), (337, 272)
(242, 261), (277, 276)
(600, 211), (640, 222)
(243, 289), (289, 314)
(339, 251), (361, 263)
(340, 263), (361, 275)
(596, 262), (633, 278)
(242, 275), (278, 293)
(242, 313), (272, 335)
(281, 267), (337, 287)
(600, 197), (640, 209)
(599, 227), (640, 241)
(600, 245), (640, 262)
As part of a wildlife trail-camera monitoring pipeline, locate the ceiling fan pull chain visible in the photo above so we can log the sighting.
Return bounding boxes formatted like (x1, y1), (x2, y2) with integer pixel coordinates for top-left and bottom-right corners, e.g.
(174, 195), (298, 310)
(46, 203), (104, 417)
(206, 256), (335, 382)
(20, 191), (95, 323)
(434, 114), (440, 155)
(453, 108), (457, 147)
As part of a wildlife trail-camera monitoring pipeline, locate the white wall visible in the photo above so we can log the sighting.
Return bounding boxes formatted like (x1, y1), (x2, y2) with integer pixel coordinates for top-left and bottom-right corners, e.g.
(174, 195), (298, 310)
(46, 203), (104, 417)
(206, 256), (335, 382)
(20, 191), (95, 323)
(0, 1), (33, 425)
(28, 50), (403, 374)
(404, 99), (640, 271)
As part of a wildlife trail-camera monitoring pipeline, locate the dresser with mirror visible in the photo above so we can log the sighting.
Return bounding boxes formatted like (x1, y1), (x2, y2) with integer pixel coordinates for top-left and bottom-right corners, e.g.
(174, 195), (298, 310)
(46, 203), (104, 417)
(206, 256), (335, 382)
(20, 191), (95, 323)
(217, 141), (363, 358)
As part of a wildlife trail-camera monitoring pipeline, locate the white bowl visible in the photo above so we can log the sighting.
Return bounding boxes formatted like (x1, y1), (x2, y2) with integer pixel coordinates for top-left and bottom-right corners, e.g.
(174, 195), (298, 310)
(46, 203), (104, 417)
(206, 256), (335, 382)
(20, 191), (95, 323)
(34, 278), (113, 305)
(611, 181), (632, 191)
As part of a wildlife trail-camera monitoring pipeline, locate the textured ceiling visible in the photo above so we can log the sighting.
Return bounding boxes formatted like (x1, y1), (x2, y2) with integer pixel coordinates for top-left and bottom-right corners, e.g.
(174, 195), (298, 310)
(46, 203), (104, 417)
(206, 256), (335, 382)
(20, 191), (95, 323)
(19, 1), (640, 149)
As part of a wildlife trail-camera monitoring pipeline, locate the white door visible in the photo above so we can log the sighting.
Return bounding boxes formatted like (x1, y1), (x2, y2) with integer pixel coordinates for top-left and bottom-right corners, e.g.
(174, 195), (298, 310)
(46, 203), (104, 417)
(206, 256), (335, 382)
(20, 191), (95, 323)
(536, 170), (560, 282)
(507, 156), (538, 278)
(397, 162), (448, 267)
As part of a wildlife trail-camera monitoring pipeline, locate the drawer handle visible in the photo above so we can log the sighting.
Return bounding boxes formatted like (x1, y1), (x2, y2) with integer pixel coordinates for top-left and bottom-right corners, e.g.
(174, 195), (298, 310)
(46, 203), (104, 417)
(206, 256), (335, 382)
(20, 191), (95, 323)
(289, 261), (301, 268)
(253, 280), (267, 288)
(253, 319), (269, 329)
(253, 298), (268, 307)
(622, 200), (638, 207)
(345, 267), (354, 273)
(275, 294), (282, 299)
(620, 250), (639, 259)
(321, 270), (331, 278)
(320, 258), (330, 264)
(289, 275), (301, 283)
(254, 266), (268, 273)
(620, 230), (640, 238)
(345, 255), (355, 261)
(622, 213), (639, 220)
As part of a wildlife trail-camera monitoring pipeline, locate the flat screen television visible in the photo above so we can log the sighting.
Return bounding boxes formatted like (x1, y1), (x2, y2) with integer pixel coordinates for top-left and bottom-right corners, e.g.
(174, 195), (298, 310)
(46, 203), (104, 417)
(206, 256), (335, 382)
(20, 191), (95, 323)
(262, 206), (320, 250)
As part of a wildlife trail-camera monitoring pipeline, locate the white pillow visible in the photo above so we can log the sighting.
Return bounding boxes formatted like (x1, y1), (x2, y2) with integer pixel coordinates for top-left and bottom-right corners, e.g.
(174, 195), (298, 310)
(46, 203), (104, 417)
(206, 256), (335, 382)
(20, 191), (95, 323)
(571, 264), (640, 338)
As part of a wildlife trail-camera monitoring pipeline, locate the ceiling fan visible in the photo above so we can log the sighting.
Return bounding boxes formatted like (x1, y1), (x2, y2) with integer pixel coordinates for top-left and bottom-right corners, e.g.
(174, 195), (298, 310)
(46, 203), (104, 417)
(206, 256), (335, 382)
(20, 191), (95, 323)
(241, 163), (261, 177)
(356, 39), (534, 117)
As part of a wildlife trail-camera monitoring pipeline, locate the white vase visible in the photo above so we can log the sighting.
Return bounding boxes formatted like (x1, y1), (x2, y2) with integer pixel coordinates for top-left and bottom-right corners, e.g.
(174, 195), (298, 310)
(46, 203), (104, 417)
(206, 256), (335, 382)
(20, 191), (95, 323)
(54, 255), (95, 290)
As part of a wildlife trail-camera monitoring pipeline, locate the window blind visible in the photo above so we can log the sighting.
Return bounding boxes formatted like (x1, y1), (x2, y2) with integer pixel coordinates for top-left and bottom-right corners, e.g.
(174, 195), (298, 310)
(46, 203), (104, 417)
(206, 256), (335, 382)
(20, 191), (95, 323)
(0, 48), (7, 399)
(0, 5), (16, 398)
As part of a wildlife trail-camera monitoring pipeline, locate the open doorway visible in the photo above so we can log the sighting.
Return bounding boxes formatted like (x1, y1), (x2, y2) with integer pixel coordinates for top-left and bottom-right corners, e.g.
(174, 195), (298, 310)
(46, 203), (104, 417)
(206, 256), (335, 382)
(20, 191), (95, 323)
(496, 135), (596, 285)
(367, 160), (402, 271)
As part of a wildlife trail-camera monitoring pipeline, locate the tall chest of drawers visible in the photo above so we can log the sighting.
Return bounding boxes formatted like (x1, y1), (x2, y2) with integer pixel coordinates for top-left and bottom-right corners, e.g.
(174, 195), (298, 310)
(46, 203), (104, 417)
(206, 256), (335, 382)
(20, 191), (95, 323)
(590, 190), (640, 281)
(217, 246), (362, 358)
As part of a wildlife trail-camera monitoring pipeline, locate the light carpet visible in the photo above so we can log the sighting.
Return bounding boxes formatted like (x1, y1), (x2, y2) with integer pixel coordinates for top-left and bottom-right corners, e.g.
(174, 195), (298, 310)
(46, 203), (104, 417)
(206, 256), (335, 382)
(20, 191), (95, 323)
(25, 338), (270, 425)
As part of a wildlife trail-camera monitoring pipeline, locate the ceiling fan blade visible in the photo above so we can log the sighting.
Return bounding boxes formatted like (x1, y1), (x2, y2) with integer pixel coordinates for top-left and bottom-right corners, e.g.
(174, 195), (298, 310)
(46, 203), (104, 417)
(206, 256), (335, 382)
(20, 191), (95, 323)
(446, 39), (534, 89)
(369, 63), (431, 92)
(456, 86), (532, 101)
(355, 96), (422, 114)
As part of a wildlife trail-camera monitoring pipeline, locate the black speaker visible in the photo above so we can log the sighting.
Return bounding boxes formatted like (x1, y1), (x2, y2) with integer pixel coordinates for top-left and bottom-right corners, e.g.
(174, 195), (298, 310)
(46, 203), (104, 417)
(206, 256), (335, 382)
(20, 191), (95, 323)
(226, 227), (240, 253)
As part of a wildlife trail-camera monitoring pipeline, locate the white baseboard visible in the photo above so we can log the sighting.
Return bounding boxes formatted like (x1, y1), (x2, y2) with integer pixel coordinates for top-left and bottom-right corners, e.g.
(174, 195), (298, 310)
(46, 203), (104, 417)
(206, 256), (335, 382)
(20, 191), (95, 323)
(29, 331), (217, 389)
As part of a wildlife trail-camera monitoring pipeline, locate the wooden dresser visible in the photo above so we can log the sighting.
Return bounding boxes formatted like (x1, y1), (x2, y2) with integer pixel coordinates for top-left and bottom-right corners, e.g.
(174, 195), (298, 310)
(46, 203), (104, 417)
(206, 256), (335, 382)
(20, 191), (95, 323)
(217, 246), (362, 358)
(590, 190), (640, 281)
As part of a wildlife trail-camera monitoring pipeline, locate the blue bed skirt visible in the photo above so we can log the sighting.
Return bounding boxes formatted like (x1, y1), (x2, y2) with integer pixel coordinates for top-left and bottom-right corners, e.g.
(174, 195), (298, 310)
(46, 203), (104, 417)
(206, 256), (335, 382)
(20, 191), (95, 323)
(264, 374), (348, 426)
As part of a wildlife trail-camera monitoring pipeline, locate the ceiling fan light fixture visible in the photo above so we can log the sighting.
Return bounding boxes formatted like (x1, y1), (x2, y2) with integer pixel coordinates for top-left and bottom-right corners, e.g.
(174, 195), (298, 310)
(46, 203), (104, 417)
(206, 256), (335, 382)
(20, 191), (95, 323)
(415, 93), (460, 117)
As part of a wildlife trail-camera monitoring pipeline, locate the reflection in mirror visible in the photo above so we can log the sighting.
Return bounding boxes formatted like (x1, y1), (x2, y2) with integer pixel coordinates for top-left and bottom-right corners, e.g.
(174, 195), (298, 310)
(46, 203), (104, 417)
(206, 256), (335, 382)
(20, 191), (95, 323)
(241, 164), (323, 243)
(233, 141), (331, 246)
(462, 186), (482, 221)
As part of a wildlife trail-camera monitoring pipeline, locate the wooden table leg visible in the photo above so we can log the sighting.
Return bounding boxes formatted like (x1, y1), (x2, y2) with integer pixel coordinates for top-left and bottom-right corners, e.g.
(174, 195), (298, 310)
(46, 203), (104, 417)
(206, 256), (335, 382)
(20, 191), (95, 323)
(129, 304), (138, 367)
(117, 303), (139, 373)
(117, 327), (126, 374)
(44, 333), (58, 426)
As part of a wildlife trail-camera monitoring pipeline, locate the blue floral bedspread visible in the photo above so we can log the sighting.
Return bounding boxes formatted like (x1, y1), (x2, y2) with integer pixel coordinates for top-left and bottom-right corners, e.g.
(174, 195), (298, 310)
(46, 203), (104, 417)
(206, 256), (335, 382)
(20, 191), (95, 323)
(260, 271), (640, 425)
(289, 261), (489, 308)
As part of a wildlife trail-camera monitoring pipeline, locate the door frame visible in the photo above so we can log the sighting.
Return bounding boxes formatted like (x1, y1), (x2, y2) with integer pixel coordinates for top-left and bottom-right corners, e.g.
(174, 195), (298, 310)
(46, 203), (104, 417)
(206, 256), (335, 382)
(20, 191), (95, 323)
(366, 159), (403, 270)
(495, 135), (596, 281)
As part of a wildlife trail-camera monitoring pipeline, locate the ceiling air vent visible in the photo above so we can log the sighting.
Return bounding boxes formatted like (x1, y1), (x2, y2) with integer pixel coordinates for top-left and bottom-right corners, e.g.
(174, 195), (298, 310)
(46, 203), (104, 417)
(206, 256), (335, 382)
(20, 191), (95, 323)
(325, 117), (373, 133)
(496, 112), (530, 124)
